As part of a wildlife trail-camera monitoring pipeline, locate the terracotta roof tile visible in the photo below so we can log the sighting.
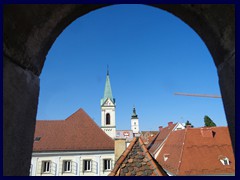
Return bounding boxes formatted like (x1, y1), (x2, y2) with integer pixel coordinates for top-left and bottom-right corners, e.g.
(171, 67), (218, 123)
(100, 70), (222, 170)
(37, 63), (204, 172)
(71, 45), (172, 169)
(33, 108), (114, 152)
(109, 137), (167, 176)
(155, 127), (235, 175)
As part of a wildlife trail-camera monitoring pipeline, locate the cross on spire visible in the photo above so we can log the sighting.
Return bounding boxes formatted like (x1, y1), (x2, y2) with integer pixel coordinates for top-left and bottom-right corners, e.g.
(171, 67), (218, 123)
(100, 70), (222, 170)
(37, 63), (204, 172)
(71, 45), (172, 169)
(107, 65), (109, 75)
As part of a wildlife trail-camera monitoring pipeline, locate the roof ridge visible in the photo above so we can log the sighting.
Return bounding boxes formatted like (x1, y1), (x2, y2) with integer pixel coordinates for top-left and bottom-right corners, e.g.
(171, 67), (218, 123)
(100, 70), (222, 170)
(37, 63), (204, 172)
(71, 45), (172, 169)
(109, 137), (167, 176)
(36, 120), (65, 122)
(65, 108), (84, 120)
(139, 137), (167, 176)
(109, 137), (137, 176)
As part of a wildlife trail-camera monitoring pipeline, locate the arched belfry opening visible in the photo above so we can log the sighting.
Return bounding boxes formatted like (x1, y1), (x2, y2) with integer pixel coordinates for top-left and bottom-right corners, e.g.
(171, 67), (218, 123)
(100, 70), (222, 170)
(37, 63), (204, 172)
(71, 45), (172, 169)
(106, 113), (111, 125)
(3, 4), (235, 176)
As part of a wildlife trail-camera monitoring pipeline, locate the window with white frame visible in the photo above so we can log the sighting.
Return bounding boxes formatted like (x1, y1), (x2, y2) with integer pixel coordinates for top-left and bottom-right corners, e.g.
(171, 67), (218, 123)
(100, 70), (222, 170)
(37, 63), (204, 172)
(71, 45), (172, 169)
(63, 160), (72, 172)
(42, 161), (51, 173)
(83, 160), (92, 171)
(103, 159), (111, 171)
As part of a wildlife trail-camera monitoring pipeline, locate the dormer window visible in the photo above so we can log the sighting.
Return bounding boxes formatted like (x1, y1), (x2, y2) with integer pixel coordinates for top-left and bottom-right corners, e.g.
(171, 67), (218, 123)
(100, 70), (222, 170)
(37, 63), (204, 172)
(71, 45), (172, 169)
(219, 156), (230, 165)
(163, 154), (170, 161)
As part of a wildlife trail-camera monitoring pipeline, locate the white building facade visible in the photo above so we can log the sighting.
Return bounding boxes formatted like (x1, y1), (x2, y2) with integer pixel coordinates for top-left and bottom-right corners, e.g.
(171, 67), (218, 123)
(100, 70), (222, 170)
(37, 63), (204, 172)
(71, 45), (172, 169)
(30, 150), (114, 176)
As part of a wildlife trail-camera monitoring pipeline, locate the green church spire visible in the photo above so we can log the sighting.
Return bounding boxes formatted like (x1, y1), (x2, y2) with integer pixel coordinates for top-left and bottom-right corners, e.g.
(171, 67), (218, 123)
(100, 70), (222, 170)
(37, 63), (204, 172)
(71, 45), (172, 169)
(101, 68), (115, 106)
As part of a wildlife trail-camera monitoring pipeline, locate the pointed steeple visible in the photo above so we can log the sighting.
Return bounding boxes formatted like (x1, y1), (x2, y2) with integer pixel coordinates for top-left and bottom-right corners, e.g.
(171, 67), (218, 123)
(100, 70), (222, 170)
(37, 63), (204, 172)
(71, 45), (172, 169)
(101, 67), (115, 106)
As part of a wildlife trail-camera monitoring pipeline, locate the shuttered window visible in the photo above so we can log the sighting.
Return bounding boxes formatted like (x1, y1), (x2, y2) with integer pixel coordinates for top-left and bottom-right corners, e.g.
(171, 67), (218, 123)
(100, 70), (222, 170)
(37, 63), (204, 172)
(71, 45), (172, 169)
(103, 159), (111, 170)
(83, 160), (91, 171)
(63, 160), (71, 172)
(42, 161), (51, 173)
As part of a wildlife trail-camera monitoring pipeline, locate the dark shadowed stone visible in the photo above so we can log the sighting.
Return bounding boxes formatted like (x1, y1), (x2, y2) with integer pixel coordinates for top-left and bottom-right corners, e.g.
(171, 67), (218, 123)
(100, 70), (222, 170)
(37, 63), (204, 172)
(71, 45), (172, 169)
(145, 165), (150, 170)
(136, 162), (142, 168)
(123, 167), (129, 173)
(120, 171), (125, 176)
(128, 166), (134, 171)
(131, 171), (136, 176)
(146, 169), (153, 174)
(143, 171), (148, 176)
(3, 58), (39, 176)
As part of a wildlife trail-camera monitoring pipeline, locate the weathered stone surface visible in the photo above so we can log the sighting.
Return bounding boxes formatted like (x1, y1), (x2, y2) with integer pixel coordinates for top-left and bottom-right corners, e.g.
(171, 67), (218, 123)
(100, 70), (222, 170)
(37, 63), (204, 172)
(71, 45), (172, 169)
(143, 157), (149, 162)
(131, 171), (136, 176)
(217, 54), (235, 155)
(123, 167), (129, 173)
(128, 166), (134, 171)
(136, 162), (142, 168)
(128, 159), (133, 163)
(125, 172), (132, 176)
(3, 57), (40, 176)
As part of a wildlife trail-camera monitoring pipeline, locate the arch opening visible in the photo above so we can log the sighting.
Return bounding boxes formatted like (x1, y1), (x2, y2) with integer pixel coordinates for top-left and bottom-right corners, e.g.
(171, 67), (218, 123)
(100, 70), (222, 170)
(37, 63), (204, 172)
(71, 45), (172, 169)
(106, 113), (111, 125)
(3, 4), (235, 176)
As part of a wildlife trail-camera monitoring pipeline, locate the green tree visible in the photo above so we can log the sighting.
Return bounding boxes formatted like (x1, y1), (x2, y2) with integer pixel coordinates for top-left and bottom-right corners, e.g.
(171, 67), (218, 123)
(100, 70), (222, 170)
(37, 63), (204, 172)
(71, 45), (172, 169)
(204, 115), (216, 127)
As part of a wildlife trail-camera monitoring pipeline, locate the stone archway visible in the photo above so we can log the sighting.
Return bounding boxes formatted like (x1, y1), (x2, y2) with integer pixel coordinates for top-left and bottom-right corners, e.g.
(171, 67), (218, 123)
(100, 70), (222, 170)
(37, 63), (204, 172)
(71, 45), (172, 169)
(3, 4), (235, 176)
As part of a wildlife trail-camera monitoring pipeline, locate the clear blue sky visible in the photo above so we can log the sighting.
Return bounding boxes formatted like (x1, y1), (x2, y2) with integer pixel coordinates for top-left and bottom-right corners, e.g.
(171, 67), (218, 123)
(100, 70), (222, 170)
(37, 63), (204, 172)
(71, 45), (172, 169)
(36, 4), (227, 131)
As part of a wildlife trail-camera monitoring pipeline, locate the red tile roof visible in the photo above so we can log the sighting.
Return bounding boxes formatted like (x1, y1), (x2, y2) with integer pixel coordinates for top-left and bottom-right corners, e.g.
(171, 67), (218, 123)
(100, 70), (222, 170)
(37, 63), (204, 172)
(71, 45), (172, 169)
(109, 137), (167, 176)
(33, 108), (114, 152)
(155, 127), (235, 175)
(148, 123), (177, 155)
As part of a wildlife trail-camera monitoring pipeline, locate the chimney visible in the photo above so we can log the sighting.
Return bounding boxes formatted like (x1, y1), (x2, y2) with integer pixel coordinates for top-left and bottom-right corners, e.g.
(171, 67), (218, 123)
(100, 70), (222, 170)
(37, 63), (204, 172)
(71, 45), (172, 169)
(186, 125), (192, 129)
(200, 128), (214, 138)
(168, 122), (173, 127)
(159, 126), (163, 131)
(114, 138), (126, 162)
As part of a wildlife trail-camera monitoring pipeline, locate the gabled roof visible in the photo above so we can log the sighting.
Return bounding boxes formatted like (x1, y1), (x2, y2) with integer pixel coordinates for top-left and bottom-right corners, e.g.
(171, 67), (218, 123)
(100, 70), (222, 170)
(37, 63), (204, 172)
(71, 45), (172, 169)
(156, 127), (235, 175)
(109, 137), (167, 176)
(33, 108), (114, 152)
(147, 123), (177, 155)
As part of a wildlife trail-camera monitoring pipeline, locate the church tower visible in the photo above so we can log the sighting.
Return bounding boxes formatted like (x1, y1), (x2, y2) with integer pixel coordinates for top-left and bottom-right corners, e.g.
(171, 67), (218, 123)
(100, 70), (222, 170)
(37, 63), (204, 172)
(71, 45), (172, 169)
(131, 107), (140, 136)
(100, 69), (116, 139)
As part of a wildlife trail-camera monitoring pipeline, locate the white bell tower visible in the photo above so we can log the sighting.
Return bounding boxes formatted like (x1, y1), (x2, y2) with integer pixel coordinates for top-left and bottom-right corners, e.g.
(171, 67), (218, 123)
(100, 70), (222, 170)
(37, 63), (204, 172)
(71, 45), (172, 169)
(131, 107), (139, 136)
(100, 69), (116, 139)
